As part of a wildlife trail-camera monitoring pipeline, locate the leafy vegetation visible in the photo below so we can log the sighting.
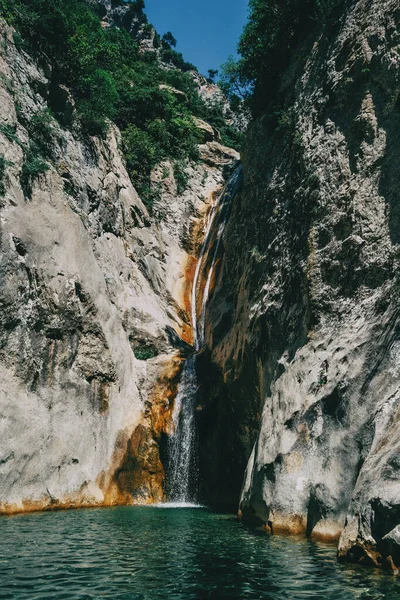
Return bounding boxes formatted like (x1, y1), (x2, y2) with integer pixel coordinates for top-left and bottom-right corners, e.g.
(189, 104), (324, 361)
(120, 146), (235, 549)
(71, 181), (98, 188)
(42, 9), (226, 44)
(26, 108), (58, 158)
(15, 108), (58, 197)
(173, 160), (189, 196)
(0, 0), (241, 206)
(0, 123), (19, 145)
(221, 0), (342, 114)
(207, 69), (219, 83)
(20, 145), (49, 198)
(0, 109), (55, 197)
(162, 31), (177, 48)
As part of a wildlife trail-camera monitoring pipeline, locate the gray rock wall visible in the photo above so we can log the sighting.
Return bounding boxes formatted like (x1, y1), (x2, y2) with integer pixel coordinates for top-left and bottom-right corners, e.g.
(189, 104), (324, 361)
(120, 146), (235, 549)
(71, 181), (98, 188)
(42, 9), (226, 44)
(0, 19), (238, 513)
(199, 0), (400, 570)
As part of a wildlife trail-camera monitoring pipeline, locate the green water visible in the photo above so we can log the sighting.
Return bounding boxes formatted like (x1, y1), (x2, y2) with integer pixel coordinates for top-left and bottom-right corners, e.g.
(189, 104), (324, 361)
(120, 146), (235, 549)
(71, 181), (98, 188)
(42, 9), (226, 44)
(0, 506), (399, 599)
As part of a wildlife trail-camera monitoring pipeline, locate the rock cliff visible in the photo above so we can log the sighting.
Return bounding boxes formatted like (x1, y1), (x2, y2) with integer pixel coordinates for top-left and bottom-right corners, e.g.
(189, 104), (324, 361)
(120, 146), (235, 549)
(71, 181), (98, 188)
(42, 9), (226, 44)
(0, 17), (238, 513)
(198, 0), (400, 571)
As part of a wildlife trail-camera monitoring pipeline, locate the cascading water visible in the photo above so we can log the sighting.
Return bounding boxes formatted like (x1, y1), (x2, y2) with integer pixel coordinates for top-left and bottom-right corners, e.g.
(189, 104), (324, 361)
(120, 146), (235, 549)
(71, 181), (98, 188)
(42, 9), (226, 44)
(166, 356), (198, 504)
(166, 167), (242, 505)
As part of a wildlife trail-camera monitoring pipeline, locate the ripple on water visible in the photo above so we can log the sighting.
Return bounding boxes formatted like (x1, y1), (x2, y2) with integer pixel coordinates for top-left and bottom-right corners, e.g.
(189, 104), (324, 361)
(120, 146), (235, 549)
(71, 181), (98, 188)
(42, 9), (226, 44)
(153, 502), (205, 509)
(0, 507), (399, 600)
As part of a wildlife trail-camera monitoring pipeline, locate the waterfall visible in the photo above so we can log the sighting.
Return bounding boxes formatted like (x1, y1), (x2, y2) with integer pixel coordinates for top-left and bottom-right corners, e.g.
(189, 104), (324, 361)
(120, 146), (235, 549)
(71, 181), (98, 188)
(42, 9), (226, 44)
(166, 356), (197, 503)
(166, 167), (242, 505)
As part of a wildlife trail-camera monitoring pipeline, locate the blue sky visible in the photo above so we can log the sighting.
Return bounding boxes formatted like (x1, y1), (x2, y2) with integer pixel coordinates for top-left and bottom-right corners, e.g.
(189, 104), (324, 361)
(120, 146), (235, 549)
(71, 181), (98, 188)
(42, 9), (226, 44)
(144, 0), (249, 77)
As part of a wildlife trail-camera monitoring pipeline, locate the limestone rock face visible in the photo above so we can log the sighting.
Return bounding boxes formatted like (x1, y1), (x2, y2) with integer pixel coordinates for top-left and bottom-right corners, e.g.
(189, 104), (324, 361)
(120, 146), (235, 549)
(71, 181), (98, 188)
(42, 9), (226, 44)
(193, 117), (221, 143)
(0, 19), (237, 513)
(191, 71), (249, 134)
(198, 0), (400, 570)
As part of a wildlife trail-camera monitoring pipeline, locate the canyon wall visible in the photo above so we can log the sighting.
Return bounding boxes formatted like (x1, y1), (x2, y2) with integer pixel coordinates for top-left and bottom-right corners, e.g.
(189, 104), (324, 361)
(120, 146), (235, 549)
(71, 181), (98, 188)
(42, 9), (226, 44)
(0, 18), (238, 513)
(199, 0), (400, 570)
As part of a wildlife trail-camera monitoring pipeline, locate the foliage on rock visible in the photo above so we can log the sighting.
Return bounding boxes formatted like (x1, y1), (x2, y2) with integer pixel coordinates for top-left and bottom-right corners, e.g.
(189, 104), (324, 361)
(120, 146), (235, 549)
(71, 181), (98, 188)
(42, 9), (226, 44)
(221, 0), (343, 114)
(0, 0), (241, 205)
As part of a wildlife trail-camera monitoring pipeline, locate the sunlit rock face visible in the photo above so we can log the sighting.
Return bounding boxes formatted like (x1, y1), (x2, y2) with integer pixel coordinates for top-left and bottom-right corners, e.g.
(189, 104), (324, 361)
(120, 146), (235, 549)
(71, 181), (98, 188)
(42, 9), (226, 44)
(0, 18), (238, 513)
(198, 0), (400, 570)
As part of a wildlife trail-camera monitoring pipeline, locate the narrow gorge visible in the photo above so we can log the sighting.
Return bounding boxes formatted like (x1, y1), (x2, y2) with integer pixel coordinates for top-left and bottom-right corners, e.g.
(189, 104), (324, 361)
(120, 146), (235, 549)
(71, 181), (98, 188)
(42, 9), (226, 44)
(1, 0), (400, 594)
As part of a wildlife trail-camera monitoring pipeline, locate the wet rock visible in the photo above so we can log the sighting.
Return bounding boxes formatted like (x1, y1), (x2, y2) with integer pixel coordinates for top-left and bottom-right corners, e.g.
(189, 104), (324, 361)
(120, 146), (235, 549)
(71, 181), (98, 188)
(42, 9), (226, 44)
(113, 424), (165, 504)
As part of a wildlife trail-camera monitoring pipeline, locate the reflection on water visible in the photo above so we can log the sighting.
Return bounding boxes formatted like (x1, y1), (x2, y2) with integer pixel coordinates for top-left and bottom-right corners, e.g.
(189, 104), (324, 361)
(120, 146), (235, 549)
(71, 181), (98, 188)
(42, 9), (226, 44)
(0, 506), (399, 599)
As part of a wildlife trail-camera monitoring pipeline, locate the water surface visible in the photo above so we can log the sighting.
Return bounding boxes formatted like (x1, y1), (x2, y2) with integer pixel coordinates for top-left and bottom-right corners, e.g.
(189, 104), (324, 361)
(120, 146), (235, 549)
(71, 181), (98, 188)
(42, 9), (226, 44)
(0, 506), (399, 599)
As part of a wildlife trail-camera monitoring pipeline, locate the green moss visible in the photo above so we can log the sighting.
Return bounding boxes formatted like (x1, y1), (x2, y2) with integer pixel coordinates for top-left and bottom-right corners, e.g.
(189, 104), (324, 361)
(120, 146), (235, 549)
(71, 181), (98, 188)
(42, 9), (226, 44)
(134, 344), (159, 361)
(250, 246), (266, 264)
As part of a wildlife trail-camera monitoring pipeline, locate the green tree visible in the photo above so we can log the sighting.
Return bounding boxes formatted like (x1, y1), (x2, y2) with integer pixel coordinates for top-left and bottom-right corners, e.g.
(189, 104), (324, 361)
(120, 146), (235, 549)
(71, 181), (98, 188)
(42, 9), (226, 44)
(122, 125), (158, 187)
(219, 56), (250, 103)
(77, 69), (119, 135)
(162, 31), (177, 48)
(235, 0), (342, 112)
(131, 0), (145, 12)
(207, 69), (218, 83)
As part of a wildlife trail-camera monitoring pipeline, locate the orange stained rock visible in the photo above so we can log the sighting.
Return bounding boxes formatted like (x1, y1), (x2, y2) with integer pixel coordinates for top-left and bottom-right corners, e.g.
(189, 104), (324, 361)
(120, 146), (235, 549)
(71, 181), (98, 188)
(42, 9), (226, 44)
(183, 255), (197, 346)
(101, 354), (186, 507)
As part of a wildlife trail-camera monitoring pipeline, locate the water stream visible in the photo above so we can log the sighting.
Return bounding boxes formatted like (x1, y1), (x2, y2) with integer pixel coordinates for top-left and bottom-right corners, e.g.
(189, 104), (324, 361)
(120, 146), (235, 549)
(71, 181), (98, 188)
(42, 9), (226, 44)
(166, 356), (198, 504)
(166, 167), (242, 504)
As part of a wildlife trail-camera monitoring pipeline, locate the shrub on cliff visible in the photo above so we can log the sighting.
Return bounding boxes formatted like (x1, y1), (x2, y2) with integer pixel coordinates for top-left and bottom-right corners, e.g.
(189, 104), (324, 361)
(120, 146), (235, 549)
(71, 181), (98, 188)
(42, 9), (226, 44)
(223, 0), (343, 114)
(122, 125), (157, 191)
(20, 145), (49, 198)
(162, 31), (177, 48)
(0, 0), (240, 205)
